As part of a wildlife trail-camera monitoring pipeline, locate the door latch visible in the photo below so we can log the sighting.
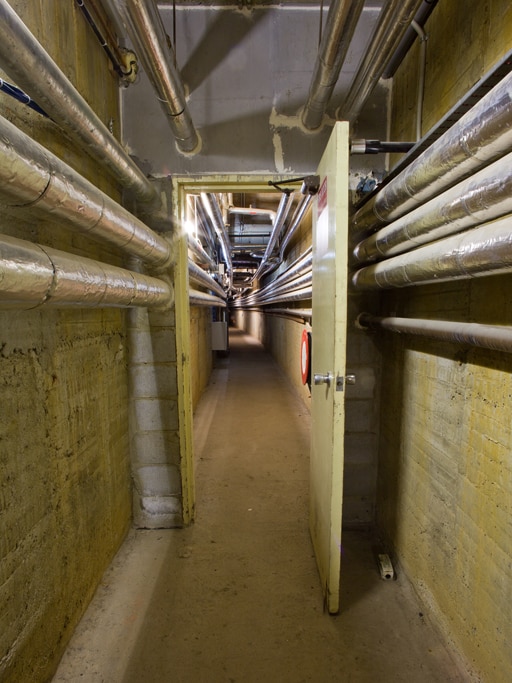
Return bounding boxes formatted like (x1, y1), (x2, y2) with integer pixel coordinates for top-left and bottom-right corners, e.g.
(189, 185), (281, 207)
(335, 374), (356, 392)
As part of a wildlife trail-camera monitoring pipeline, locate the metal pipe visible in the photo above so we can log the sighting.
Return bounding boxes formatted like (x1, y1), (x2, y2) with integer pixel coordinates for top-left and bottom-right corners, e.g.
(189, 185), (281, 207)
(279, 195), (313, 258)
(228, 206), (276, 221)
(264, 308), (312, 320)
(411, 20), (427, 141)
(358, 313), (512, 355)
(243, 287), (313, 306)
(201, 193), (233, 277)
(0, 114), (172, 270)
(350, 139), (415, 155)
(113, 0), (199, 154)
(351, 215), (512, 290)
(188, 236), (216, 270)
(339, 0), (425, 123)
(301, 0), (365, 130)
(188, 259), (225, 300)
(0, 0), (157, 205)
(0, 234), (172, 310)
(189, 288), (226, 308)
(353, 151), (512, 264)
(252, 191), (294, 281)
(352, 70), (512, 237)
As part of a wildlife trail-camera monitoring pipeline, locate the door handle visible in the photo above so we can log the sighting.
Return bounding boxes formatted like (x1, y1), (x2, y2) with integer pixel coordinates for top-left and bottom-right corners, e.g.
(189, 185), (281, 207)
(314, 372), (333, 386)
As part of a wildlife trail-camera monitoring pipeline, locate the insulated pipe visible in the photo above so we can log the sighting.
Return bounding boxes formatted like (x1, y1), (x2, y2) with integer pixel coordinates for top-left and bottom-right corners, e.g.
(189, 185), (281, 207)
(188, 259), (225, 300)
(113, 0), (199, 154)
(352, 71), (512, 237)
(351, 215), (512, 290)
(244, 272), (312, 306)
(358, 313), (512, 355)
(265, 308), (312, 320)
(353, 151), (512, 264)
(0, 234), (172, 310)
(279, 195), (313, 258)
(239, 287), (313, 307)
(301, 0), (365, 130)
(252, 191), (295, 281)
(0, 0), (157, 205)
(0, 115), (171, 270)
(339, 0), (425, 123)
(189, 288), (226, 308)
(201, 193), (233, 277)
(249, 250), (313, 300)
(188, 236), (216, 270)
(228, 206), (277, 221)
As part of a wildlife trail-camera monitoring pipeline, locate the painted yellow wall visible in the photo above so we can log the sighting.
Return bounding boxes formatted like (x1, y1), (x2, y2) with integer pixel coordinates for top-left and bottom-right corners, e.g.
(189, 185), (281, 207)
(190, 305), (213, 410)
(380, 1), (512, 679)
(0, 3), (131, 681)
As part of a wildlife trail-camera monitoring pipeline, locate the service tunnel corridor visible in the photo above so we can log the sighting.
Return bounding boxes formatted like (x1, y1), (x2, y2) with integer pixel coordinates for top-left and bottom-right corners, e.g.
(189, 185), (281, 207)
(53, 328), (468, 682)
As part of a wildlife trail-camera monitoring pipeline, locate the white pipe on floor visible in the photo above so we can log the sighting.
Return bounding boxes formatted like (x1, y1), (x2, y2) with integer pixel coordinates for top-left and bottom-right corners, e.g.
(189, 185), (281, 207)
(353, 151), (512, 263)
(0, 114), (172, 270)
(0, 0), (158, 205)
(352, 215), (512, 290)
(358, 313), (512, 354)
(352, 70), (512, 237)
(0, 234), (172, 309)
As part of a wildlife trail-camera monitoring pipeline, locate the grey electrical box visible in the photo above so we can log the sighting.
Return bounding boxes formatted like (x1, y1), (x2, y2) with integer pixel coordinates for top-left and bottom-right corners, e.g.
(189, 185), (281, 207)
(212, 321), (228, 350)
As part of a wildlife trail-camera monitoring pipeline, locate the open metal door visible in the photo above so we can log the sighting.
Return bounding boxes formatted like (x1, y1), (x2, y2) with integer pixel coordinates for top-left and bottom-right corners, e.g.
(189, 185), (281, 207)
(310, 121), (350, 614)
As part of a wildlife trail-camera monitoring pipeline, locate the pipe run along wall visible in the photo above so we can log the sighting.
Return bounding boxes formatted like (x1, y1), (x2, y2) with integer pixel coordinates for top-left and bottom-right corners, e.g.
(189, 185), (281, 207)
(0, 0), (158, 205)
(352, 69), (512, 236)
(352, 215), (512, 290)
(0, 233), (173, 309)
(358, 313), (512, 354)
(0, 114), (172, 270)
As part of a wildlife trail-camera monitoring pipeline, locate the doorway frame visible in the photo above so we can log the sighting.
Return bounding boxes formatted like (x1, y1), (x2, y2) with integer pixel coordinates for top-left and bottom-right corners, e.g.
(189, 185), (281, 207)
(172, 173), (296, 523)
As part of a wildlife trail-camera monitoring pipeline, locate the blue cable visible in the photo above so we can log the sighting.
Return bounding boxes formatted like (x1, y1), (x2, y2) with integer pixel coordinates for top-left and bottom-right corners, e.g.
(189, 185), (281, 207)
(0, 78), (49, 118)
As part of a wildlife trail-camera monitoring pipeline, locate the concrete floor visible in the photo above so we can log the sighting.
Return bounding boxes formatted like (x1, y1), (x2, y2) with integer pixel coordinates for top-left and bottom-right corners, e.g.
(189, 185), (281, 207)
(53, 328), (472, 682)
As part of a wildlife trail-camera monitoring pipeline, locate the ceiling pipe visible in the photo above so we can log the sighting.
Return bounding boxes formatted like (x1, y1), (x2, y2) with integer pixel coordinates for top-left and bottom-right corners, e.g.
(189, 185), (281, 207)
(301, 0), (365, 130)
(112, 0), (199, 155)
(0, 0), (158, 206)
(228, 206), (277, 221)
(358, 313), (512, 355)
(351, 70), (512, 237)
(188, 259), (226, 300)
(353, 151), (512, 264)
(189, 289), (226, 308)
(0, 114), (172, 270)
(0, 234), (172, 310)
(351, 215), (512, 291)
(252, 191), (295, 281)
(201, 193), (233, 278)
(382, 0), (438, 79)
(339, 0), (425, 123)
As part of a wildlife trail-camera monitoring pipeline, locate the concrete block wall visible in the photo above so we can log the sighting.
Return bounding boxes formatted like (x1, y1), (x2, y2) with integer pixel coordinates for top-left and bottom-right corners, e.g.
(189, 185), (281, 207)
(0, 2), (133, 680)
(377, 1), (512, 679)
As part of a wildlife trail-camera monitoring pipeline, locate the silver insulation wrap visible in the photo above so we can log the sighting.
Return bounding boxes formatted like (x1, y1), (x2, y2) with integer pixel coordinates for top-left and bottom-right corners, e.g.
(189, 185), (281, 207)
(352, 70), (512, 237)
(353, 151), (512, 263)
(0, 234), (173, 309)
(0, 115), (172, 269)
(0, 0), (158, 204)
(352, 215), (512, 290)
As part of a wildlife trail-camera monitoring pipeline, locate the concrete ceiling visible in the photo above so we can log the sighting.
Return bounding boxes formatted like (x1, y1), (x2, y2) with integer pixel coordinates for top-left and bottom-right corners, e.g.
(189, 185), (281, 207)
(121, 1), (388, 178)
